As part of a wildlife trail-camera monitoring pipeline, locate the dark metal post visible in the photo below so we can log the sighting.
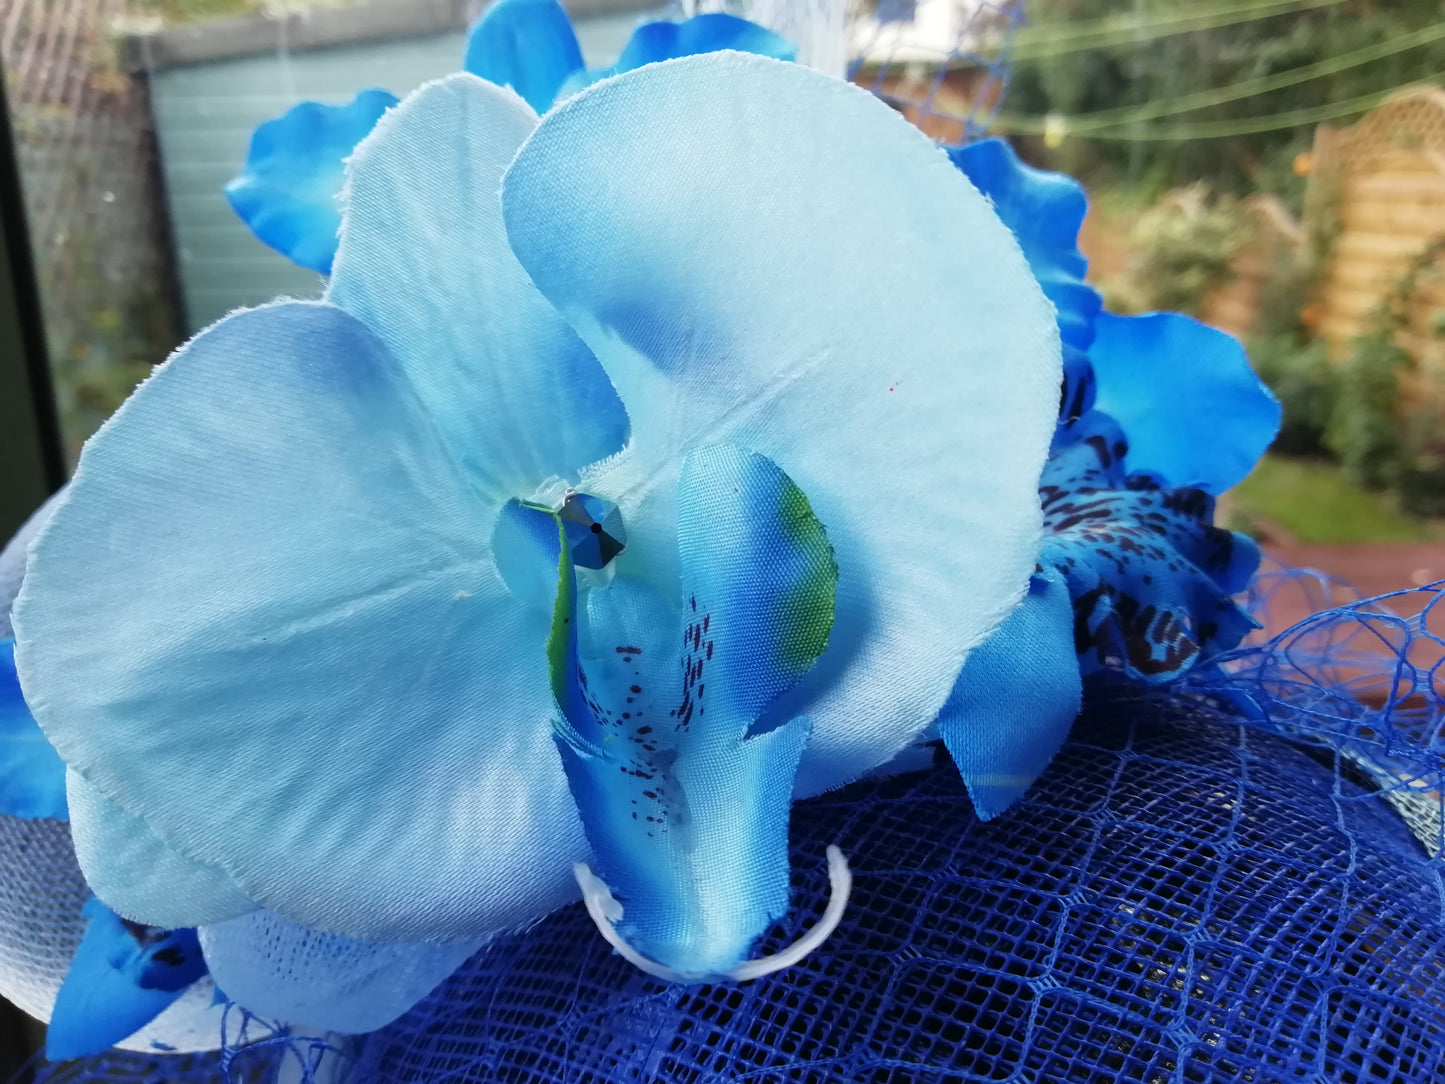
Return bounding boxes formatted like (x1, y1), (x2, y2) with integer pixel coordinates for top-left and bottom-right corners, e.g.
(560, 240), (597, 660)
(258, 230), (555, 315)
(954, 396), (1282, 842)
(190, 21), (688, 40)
(0, 70), (65, 544)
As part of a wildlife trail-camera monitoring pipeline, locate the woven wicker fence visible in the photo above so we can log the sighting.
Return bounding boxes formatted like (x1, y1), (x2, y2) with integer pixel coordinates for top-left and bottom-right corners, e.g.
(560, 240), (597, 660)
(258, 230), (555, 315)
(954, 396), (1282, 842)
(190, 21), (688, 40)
(1310, 88), (1445, 381)
(1, 0), (180, 463)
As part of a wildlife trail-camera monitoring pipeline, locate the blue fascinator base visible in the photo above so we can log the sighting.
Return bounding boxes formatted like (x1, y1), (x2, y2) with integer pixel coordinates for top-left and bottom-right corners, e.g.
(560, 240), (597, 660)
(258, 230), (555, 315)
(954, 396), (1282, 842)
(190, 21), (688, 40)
(31, 574), (1445, 1083)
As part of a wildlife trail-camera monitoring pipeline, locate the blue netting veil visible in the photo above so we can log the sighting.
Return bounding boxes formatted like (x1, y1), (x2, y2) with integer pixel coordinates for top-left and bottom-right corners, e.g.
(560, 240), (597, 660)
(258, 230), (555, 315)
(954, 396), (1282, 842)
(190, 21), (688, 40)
(22, 579), (1445, 1083)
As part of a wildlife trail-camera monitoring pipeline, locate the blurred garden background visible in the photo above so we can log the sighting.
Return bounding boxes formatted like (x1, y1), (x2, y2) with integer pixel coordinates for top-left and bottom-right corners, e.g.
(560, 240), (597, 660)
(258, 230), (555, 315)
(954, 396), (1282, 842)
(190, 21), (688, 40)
(2, 0), (1442, 565)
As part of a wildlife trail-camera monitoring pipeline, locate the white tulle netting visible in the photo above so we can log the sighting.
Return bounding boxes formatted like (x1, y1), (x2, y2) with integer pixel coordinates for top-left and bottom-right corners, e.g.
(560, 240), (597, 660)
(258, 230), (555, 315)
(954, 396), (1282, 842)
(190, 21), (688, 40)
(0, 811), (224, 1053)
(198, 908), (480, 1035)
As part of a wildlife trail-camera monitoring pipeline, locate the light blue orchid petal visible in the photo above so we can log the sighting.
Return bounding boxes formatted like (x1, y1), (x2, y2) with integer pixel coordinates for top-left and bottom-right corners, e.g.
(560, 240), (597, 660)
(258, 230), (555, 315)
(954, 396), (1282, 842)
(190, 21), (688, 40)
(14, 301), (585, 942)
(1089, 311), (1282, 493)
(329, 74), (627, 506)
(491, 498), (564, 613)
(223, 89), (398, 275)
(463, 0), (585, 114)
(1, 494), (59, 639)
(46, 900), (205, 1061)
(676, 445), (837, 732)
(936, 570), (1082, 821)
(504, 53), (1060, 799)
(551, 445), (833, 977)
(947, 138), (1102, 425)
(0, 638), (67, 820)
(66, 771), (256, 929)
(198, 910), (480, 1033)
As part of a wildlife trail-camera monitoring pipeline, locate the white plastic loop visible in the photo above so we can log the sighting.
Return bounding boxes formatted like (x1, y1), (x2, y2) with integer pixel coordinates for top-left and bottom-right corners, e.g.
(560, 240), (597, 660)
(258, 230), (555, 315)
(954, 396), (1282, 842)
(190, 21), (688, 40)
(574, 845), (852, 984)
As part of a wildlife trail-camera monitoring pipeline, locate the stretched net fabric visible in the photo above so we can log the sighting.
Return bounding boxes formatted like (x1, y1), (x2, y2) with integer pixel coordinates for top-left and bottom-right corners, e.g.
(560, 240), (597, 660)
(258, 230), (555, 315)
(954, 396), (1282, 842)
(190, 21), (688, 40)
(0, 814), (224, 1064)
(26, 579), (1444, 1084)
(0, 817), (88, 1025)
(849, 0), (1025, 143)
(28, 1047), (283, 1084)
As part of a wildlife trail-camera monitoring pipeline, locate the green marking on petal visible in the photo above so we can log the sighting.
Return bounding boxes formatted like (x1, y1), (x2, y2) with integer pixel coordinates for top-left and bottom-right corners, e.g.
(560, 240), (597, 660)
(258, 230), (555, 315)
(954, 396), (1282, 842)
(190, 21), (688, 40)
(774, 475), (837, 675)
(546, 516), (575, 708)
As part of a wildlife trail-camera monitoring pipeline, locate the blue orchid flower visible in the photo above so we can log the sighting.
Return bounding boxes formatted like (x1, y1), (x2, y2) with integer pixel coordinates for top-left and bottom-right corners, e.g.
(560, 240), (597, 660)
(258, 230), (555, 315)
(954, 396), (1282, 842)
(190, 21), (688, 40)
(546, 445), (844, 979)
(0, 512), (222, 1056)
(226, 0), (793, 274)
(223, 89), (399, 276)
(936, 138), (1282, 819)
(1, 637), (67, 821)
(45, 902), (208, 1061)
(15, 54), (1059, 1022)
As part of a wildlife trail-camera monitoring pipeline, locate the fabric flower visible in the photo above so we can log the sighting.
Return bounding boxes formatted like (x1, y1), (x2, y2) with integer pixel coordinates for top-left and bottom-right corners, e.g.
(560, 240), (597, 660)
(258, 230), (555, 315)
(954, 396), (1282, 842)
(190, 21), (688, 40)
(936, 138), (1282, 819)
(223, 89), (399, 276)
(1, 636), (66, 822)
(16, 55), (1058, 1022)
(0, 506), (223, 1056)
(226, 0), (793, 274)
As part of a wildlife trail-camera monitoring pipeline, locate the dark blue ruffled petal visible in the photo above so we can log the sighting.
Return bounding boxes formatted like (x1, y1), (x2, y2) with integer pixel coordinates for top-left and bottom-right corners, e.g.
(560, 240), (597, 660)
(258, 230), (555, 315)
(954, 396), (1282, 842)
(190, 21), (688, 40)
(1045, 407), (1130, 488)
(46, 900), (205, 1060)
(1041, 416), (1259, 684)
(563, 14), (797, 98)
(613, 13), (796, 72)
(0, 637), (67, 820)
(463, 0), (585, 114)
(1089, 312), (1282, 493)
(937, 569), (1082, 820)
(948, 138), (1102, 424)
(223, 88), (398, 275)
(938, 139), (1267, 815)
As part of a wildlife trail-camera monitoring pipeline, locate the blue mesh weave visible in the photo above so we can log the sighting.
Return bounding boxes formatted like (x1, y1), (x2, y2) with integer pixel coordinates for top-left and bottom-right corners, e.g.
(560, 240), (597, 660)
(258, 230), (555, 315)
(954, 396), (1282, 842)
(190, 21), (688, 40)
(25, 579), (1445, 1083)
(849, 0), (1025, 143)
(10, 1008), (304, 1083)
(342, 693), (1445, 1081)
(25, 1050), (277, 1084)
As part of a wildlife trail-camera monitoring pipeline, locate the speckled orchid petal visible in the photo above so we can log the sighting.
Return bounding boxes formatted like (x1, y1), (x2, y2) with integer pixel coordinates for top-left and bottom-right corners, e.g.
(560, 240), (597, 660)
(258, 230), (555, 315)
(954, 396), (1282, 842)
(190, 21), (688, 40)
(504, 54), (1059, 799)
(1040, 411), (1259, 683)
(551, 445), (835, 978)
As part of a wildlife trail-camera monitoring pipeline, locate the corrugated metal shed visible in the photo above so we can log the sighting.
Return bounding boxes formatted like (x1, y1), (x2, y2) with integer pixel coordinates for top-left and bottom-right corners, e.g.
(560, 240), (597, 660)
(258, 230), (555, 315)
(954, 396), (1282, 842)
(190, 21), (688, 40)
(133, 0), (655, 333)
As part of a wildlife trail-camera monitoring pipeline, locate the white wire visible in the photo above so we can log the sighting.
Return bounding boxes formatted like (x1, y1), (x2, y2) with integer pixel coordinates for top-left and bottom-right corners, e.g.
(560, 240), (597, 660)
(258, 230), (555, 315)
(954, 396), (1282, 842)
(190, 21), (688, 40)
(574, 845), (853, 984)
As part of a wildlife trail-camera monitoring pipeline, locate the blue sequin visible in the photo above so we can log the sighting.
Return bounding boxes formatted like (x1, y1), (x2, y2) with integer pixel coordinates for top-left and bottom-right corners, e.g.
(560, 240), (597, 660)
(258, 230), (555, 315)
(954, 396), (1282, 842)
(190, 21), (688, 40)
(558, 492), (625, 570)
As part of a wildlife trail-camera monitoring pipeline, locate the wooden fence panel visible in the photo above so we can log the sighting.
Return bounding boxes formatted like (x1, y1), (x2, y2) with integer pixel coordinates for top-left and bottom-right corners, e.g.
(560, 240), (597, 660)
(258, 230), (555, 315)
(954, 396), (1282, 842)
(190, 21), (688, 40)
(1312, 89), (1445, 378)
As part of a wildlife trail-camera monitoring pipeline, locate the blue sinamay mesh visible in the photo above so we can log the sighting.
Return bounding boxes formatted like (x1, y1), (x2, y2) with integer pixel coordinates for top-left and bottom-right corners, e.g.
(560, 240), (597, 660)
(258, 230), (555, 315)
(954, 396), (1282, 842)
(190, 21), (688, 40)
(850, 0), (1025, 144)
(33, 579), (1445, 1084)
